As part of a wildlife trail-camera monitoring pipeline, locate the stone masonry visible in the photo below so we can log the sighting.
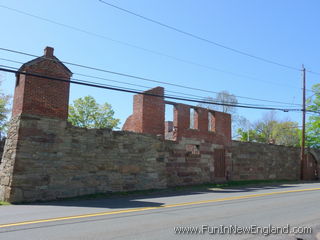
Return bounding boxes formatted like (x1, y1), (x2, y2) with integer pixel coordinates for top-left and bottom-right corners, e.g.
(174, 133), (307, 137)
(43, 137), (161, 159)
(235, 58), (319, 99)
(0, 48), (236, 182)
(0, 114), (232, 202)
(230, 141), (301, 180)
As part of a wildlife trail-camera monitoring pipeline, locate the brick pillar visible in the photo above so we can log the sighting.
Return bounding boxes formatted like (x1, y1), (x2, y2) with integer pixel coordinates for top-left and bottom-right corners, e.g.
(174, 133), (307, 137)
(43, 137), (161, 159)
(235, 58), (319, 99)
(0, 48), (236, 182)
(123, 87), (165, 136)
(215, 112), (232, 144)
(173, 104), (190, 140)
(12, 46), (72, 120)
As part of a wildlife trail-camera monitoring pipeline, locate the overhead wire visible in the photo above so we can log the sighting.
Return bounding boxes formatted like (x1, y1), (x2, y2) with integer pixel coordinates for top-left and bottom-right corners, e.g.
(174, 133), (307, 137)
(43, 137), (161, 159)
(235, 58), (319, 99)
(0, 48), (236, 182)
(98, 0), (305, 72)
(0, 63), (299, 109)
(0, 59), (301, 107)
(0, 48), (305, 106)
(0, 66), (307, 113)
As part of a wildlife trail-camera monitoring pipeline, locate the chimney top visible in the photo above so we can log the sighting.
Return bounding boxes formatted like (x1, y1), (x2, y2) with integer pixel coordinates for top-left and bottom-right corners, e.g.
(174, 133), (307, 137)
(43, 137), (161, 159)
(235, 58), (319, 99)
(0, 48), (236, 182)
(44, 46), (54, 58)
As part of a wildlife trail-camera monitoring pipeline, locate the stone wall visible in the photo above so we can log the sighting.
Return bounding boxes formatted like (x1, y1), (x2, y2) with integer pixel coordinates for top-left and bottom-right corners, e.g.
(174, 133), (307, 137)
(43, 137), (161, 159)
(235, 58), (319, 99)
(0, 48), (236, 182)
(230, 141), (301, 180)
(0, 115), (229, 202)
(1, 115), (319, 202)
(166, 138), (231, 186)
(0, 137), (6, 160)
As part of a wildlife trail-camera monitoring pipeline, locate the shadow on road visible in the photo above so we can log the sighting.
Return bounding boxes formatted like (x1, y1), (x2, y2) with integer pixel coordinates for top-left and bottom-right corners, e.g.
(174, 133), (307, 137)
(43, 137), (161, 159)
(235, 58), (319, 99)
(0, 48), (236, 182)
(17, 182), (314, 209)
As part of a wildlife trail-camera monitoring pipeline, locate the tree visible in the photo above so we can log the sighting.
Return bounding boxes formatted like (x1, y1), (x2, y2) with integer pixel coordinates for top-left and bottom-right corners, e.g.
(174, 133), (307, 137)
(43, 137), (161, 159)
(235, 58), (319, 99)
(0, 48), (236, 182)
(198, 91), (241, 139)
(68, 96), (120, 129)
(0, 77), (11, 137)
(237, 111), (300, 147)
(272, 121), (300, 147)
(306, 83), (320, 148)
(198, 91), (238, 114)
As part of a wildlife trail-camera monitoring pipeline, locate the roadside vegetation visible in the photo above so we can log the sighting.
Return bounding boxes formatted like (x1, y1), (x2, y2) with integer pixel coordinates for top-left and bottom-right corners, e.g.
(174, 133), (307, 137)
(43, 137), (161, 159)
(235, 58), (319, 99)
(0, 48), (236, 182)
(202, 84), (320, 149)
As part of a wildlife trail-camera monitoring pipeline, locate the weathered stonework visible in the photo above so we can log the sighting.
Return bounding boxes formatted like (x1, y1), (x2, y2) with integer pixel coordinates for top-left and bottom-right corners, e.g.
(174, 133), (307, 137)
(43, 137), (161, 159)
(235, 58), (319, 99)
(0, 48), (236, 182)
(0, 115), (229, 202)
(0, 117), (20, 201)
(230, 141), (301, 180)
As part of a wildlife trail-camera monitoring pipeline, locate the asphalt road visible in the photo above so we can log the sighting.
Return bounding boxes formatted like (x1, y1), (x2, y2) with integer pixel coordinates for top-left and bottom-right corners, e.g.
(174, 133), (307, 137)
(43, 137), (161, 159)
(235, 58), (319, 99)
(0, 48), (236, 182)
(0, 183), (320, 240)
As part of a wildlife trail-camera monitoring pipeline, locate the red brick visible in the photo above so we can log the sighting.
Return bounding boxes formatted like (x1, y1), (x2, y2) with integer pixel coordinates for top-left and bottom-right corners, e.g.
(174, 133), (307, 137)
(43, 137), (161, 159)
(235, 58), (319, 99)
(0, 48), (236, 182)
(12, 46), (72, 120)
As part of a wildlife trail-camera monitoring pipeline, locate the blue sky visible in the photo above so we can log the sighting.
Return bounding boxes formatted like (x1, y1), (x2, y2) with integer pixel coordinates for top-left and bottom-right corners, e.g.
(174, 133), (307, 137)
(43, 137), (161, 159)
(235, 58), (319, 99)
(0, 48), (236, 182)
(0, 0), (319, 129)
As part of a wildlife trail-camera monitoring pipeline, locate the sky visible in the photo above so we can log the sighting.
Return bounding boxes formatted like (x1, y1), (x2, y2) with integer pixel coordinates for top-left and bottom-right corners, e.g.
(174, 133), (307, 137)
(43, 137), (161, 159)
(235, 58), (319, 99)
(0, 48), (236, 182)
(0, 0), (319, 132)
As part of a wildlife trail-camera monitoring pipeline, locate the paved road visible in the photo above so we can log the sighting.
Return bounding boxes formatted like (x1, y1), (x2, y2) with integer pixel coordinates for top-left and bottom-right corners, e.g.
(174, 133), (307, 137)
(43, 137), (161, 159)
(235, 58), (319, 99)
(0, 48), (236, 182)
(0, 183), (320, 240)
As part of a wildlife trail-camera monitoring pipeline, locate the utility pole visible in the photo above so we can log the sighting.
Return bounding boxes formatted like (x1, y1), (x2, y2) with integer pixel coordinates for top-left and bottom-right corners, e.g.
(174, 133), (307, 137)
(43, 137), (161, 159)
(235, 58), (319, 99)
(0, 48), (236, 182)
(300, 65), (306, 180)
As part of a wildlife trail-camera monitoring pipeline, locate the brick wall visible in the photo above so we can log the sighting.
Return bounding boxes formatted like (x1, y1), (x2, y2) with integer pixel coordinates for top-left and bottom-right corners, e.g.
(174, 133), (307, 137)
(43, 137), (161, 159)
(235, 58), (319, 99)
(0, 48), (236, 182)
(123, 87), (165, 136)
(172, 103), (231, 145)
(123, 90), (231, 146)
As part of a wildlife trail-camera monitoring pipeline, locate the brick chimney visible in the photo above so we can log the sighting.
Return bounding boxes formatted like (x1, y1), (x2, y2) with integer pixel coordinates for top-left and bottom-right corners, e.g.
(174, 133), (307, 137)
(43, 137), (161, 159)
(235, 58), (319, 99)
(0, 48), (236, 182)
(12, 46), (72, 120)
(44, 46), (54, 58)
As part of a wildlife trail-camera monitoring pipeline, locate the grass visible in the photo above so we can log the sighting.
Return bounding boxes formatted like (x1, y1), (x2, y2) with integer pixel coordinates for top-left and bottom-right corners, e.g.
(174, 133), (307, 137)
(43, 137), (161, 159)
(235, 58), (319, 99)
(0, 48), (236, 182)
(0, 201), (10, 206)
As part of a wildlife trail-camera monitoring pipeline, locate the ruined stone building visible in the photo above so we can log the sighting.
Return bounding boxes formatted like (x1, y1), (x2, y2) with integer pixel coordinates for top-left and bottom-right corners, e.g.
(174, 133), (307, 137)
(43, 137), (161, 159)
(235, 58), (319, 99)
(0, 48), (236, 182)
(0, 47), (318, 202)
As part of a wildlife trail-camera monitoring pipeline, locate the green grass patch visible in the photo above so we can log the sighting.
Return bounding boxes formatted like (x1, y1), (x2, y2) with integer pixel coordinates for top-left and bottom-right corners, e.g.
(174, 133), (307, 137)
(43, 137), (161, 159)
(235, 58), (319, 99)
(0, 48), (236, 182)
(0, 201), (10, 206)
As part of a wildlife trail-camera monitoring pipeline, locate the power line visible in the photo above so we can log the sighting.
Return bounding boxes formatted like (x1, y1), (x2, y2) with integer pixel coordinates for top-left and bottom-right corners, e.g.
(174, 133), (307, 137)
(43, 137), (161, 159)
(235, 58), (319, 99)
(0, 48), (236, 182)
(0, 48), (304, 106)
(2, 55), (312, 97)
(0, 59), (303, 107)
(74, 72), (298, 108)
(98, 0), (302, 72)
(0, 64), (299, 109)
(0, 5), (311, 89)
(307, 70), (320, 76)
(0, 58), (24, 65)
(0, 66), (304, 112)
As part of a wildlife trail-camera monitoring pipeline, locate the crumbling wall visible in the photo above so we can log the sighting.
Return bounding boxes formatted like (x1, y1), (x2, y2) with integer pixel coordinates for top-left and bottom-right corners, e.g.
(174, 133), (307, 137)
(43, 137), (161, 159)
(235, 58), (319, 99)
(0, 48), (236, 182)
(122, 89), (231, 146)
(122, 87), (165, 136)
(171, 103), (231, 145)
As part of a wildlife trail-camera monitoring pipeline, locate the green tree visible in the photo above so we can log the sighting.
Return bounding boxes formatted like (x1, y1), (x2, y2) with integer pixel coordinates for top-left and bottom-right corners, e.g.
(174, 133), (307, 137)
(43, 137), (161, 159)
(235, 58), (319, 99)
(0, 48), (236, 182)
(272, 121), (300, 147)
(0, 77), (11, 136)
(237, 111), (300, 146)
(68, 96), (120, 129)
(306, 83), (320, 148)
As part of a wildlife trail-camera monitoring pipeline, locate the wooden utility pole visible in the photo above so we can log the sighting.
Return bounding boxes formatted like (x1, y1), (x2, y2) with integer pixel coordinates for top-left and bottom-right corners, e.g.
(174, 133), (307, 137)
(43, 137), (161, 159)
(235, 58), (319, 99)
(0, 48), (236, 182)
(300, 65), (306, 180)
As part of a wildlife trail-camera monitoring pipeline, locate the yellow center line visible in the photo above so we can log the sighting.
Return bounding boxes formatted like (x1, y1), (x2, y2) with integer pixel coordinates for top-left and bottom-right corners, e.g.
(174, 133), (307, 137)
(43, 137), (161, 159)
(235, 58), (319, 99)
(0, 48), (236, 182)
(0, 187), (320, 229)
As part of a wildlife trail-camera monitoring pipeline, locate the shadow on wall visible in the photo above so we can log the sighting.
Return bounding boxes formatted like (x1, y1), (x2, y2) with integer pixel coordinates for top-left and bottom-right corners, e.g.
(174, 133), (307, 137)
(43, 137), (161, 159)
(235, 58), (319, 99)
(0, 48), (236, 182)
(0, 137), (6, 163)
